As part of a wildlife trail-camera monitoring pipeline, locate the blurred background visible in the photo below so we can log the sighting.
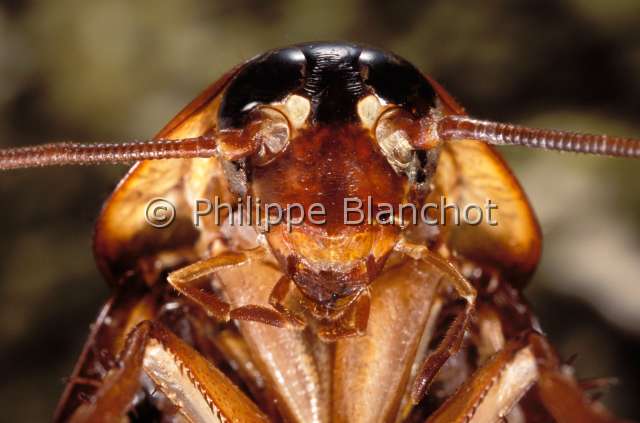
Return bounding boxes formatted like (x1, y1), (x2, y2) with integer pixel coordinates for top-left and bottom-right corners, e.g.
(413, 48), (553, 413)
(0, 0), (638, 421)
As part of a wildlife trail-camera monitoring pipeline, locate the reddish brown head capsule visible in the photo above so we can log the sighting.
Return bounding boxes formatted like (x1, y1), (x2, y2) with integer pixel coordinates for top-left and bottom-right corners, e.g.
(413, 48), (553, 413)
(216, 43), (441, 309)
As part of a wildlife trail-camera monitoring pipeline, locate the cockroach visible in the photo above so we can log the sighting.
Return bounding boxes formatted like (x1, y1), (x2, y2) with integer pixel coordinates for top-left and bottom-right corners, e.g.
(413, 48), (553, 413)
(1, 42), (637, 422)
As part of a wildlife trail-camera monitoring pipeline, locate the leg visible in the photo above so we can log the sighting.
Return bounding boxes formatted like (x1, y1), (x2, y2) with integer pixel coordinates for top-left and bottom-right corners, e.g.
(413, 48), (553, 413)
(230, 304), (305, 329)
(482, 282), (625, 422)
(134, 247), (200, 286)
(168, 250), (304, 329)
(410, 248), (476, 402)
(428, 329), (625, 423)
(69, 321), (269, 423)
(426, 335), (538, 423)
(232, 275), (305, 329)
(68, 321), (154, 423)
(55, 286), (157, 423)
(527, 333), (624, 423)
(166, 252), (246, 320)
(268, 275), (306, 324)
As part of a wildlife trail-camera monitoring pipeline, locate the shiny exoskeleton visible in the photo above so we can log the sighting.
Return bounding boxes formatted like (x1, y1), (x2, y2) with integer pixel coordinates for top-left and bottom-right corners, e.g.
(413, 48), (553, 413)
(0, 42), (637, 423)
(220, 43), (441, 310)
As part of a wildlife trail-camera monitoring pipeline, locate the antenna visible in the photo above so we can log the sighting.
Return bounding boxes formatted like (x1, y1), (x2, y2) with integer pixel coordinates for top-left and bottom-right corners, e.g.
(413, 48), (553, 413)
(438, 115), (640, 158)
(0, 136), (217, 170)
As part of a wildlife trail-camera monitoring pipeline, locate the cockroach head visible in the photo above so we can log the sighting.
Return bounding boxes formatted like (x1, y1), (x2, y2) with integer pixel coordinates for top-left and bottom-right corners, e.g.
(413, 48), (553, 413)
(209, 43), (454, 306)
(214, 42), (445, 195)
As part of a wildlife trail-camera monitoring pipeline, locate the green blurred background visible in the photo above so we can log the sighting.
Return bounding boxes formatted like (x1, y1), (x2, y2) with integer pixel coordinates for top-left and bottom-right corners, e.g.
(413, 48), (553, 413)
(0, 0), (639, 421)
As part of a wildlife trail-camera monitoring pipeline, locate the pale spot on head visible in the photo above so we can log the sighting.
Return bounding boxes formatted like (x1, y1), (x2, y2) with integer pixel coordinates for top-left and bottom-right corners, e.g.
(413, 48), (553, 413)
(357, 95), (383, 129)
(283, 94), (311, 128)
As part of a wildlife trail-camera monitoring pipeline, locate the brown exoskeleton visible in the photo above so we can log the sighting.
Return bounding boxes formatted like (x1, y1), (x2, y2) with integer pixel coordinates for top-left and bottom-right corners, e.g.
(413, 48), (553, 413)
(1, 42), (637, 422)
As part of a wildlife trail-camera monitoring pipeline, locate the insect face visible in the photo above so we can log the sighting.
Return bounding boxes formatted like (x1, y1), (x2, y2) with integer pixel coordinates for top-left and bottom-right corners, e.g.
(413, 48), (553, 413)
(214, 43), (444, 309)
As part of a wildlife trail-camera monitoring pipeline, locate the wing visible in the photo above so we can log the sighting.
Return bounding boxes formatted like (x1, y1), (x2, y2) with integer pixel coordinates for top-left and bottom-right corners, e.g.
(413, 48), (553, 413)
(93, 67), (241, 284)
(430, 140), (542, 284)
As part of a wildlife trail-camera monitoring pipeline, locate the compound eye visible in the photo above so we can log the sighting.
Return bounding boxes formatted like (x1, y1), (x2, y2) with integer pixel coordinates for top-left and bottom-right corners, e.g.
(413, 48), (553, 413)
(374, 108), (419, 175)
(248, 107), (291, 166)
